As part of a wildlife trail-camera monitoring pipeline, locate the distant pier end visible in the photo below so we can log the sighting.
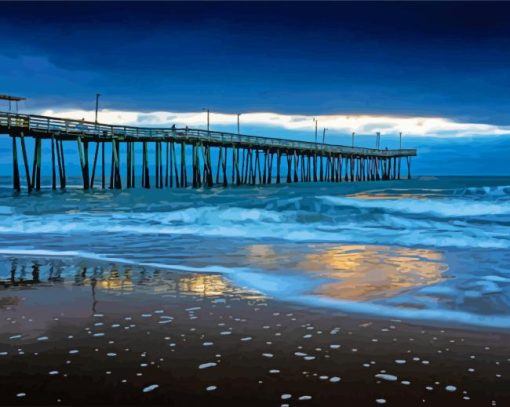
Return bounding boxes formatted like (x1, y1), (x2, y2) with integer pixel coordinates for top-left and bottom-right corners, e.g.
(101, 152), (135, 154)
(0, 111), (417, 192)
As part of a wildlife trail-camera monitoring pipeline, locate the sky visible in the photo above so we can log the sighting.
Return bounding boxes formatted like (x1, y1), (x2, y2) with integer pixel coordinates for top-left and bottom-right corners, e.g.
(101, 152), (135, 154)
(1, 2), (510, 175)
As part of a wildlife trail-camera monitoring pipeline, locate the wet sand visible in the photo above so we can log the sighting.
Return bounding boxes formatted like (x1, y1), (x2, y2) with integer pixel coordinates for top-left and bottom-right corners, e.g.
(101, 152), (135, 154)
(0, 259), (509, 406)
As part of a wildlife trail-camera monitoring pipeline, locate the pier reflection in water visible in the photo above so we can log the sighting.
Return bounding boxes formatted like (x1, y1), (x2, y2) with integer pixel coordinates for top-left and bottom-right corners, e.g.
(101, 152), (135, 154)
(0, 257), (263, 304)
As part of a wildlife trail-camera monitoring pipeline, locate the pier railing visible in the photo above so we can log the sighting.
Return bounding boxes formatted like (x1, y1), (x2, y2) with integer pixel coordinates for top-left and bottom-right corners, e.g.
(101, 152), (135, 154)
(0, 111), (416, 158)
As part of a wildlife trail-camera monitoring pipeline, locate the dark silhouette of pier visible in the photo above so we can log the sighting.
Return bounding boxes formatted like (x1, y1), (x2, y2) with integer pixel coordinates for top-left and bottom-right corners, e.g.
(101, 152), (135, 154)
(0, 111), (416, 192)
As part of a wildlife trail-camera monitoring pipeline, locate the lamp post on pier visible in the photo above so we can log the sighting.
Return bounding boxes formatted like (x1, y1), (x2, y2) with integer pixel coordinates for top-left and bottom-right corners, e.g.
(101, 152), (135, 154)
(322, 128), (328, 144)
(95, 93), (100, 123)
(351, 132), (355, 147)
(313, 118), (318, 143)
(399, 131), (403, 149)
(203, 108), (210, 131)
(237, 113), (242, 134)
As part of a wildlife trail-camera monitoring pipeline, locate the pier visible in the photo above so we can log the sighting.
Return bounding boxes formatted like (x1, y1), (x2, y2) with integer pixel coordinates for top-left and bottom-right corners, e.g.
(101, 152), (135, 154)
(0, 111), (416, 192)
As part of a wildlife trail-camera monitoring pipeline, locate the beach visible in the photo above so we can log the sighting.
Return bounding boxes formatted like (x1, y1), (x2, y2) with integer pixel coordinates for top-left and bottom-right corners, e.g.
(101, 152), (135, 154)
(1, 259), (509, 406)
(1, 176), (510, 405)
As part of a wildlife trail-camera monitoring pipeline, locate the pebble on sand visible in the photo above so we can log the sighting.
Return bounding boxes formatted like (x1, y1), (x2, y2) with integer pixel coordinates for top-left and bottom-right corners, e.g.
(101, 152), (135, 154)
(142, 384), (159, 393)
(199, 362), (217, 369)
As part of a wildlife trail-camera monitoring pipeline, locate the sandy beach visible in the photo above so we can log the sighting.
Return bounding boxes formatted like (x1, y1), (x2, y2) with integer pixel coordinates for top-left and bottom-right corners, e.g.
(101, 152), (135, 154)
(1, 258), (509, 406)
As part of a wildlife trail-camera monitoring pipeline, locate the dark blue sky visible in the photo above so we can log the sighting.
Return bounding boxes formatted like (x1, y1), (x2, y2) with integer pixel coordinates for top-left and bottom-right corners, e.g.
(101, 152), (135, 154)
(1, 2), (510, 125)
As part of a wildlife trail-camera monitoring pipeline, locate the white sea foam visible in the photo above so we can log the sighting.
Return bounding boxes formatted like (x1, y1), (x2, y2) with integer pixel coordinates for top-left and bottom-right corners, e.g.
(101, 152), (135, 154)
(318, 195), (510, 217)
(0, 201), (509, 249)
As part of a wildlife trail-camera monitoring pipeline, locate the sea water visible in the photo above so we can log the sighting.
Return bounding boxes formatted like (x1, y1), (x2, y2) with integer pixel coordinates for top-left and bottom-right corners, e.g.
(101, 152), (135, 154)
(1, 176), (510, 329)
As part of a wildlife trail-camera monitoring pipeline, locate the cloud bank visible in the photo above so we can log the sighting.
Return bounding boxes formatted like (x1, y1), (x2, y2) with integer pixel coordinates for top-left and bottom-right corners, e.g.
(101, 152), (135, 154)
(37, 109), (510, 138)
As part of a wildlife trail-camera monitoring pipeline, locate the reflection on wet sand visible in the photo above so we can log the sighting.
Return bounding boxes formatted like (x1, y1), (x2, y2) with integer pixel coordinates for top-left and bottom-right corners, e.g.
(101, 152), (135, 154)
(0, 258), (260, 300)
(1, 261), (41, 287)
(246, 244), (447, 301)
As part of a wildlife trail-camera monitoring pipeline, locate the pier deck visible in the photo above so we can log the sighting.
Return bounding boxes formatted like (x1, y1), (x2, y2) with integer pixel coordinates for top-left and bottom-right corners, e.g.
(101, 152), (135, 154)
(0, 111), (417, 192)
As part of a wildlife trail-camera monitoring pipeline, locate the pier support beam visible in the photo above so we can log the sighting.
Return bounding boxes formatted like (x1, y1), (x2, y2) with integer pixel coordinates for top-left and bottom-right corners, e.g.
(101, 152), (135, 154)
(90, 142), (99, 189)
(55, 139), (64, 189)
(180, 142), (186, 188)
(51, 137), (56, 190)
(11, 136), (20, 192)
(19, 133), (32, 193)
(142, 141), (150, 189)
(77, 137), (89, 190)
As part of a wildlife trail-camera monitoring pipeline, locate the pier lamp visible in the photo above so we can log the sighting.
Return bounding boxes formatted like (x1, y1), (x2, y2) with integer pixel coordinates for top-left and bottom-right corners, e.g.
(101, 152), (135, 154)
(351, 132), (355, 147)
(322, 128), (328, 144)
(95, 93), (100, 123)
(237, 113), (242, 134)
(313, 118), (318, 143)
(399, 132), (403, 149)
(202, 108), (210, 131)
(376, 131), (381, 149)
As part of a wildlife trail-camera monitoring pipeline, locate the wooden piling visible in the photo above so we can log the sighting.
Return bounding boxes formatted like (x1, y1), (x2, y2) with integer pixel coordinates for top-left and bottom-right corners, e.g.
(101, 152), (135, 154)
(101, 142), (105, 189)
(11, 136), (20, 192)
(155, 142), (160, 188)
(77, 137), (88, 190)
(172, 142), (179, 188)
(90, 142), (100, 189)
(180, 142), (186, 188)
(59, 140), (66, 188)
(143, 141), (150, 188)
(126, 142), (132, 188)
(165, 142), (169, 188)
(222, 146), (228, 187)
(286, 153), (292, 183)
(51, 137), (56, 190)
(55, 138), (64, 189)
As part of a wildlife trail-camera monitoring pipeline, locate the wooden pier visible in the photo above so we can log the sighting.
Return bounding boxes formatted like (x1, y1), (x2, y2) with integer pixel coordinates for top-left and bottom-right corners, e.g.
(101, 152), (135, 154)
(0, 111), (416, 192)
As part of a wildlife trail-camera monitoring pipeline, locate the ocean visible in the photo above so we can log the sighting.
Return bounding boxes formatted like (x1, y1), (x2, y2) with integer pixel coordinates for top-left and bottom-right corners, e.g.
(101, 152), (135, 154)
(1, 175), (510, 330)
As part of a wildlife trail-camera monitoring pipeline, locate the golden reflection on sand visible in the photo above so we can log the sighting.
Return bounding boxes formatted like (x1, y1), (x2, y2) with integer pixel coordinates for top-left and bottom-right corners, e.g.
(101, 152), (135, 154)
(83, 265), (263, 300)
(177, 274), (265, 300)
(178, 274), (230, 297)
(245, 244), (447, 301)
(83, 267), (134, 292)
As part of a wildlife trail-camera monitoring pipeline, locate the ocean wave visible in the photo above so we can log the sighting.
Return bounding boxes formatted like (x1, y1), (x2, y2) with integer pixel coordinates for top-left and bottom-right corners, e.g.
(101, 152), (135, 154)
(293, 295), (510, 330)
(318, 195), (510, 217)
(457, 185), (510, 197)
(0, 209), (509, 249)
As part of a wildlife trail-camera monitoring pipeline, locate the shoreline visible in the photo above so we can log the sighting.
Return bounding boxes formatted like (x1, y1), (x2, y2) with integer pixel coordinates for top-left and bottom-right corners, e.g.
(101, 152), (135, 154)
(1, 251), (509, 334)
(1, 258), (509, 405)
